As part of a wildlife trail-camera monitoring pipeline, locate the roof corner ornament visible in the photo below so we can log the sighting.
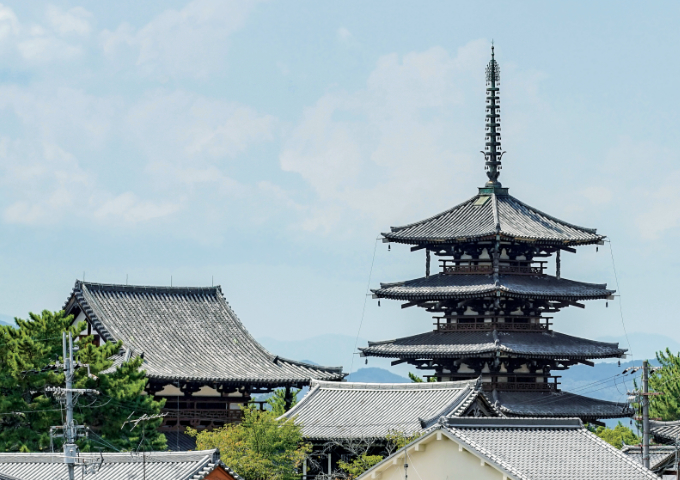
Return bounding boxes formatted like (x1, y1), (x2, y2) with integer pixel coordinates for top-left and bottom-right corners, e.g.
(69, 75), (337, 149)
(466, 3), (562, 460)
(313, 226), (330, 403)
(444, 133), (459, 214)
(483, 43), (505, 188)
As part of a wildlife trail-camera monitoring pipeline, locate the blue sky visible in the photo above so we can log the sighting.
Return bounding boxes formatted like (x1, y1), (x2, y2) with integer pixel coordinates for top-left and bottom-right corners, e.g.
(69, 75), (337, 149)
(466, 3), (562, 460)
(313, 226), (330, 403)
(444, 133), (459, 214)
(0, 1), (678, 364)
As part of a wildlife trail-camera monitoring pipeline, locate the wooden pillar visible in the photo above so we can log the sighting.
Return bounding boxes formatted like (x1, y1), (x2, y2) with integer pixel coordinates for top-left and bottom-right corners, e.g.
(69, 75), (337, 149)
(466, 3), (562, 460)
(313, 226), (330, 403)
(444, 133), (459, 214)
(425, 249), (431, 277)
(284, 386), (292, 411)
(556, 249), (561, 279)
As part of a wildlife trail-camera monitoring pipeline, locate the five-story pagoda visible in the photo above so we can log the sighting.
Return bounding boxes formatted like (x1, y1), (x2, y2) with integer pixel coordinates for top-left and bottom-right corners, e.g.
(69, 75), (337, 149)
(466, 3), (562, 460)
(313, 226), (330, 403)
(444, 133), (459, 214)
(360, 46), (632, 422)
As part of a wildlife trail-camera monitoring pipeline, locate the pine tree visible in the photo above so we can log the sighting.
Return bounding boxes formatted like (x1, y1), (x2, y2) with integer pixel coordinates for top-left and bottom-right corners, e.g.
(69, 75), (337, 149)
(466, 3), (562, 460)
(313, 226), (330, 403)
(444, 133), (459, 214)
(649, 348), (680, 420)
(0, 310), (166, 452)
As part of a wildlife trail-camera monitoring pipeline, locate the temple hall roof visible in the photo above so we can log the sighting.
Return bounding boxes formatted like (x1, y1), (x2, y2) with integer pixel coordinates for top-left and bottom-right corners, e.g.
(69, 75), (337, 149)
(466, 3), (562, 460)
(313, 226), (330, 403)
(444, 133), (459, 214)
(489, 389), (633, 420)
(360, 330), (626, 360)
(373, 273), (614, 302)
(63, 281), (345, 386)
(383, 192), (605, 247)
(281, 379), (484, 440)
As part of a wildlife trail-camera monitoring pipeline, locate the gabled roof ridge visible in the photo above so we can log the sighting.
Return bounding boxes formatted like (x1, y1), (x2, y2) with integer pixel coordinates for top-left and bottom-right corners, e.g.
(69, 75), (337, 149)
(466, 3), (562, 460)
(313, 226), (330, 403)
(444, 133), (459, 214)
(386, 194), (482, 233)
(506, 195), (600, 236)
(308, 379), (477, 391)
(74, 281), (222, 294)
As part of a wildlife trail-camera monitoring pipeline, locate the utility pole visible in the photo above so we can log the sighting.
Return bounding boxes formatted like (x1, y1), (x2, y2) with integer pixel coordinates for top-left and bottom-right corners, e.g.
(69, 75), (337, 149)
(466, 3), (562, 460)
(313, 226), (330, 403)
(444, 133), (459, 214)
(48, 332), (99, 480)
(63, 332), (76, 480)
(642, 359), (650, 470)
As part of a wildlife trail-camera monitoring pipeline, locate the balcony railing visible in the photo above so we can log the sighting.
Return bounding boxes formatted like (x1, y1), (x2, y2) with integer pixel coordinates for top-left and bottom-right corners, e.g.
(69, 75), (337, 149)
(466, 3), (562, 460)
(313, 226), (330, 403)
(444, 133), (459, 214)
(434, 315), (552, 332)
(439, 259), (547, 275)
(436, 322), (548, 332)
(481, 382), (557, 392)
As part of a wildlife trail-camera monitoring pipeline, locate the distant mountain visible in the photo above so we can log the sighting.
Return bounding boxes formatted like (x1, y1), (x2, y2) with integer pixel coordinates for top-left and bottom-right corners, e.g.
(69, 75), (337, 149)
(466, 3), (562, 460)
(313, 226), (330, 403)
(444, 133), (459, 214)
(346, 368), (409, 383)
(0, 314), (14, 327)
(560, 358), (658, 403)
(595, 332), (680, 361)
(258, 334), (366, 370)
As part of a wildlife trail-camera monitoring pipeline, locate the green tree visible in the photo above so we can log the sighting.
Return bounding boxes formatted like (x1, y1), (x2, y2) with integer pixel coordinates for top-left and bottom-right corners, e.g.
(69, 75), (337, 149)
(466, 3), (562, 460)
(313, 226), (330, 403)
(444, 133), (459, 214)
(587, 422), (640, 449)
(266, 388), (300, 416)
(408, 372), (436, 383)
(337, 454), (383, 479)
(649, 349), (680, 420)
(189, 407), (310, 480)
(0, 310), (165, 452)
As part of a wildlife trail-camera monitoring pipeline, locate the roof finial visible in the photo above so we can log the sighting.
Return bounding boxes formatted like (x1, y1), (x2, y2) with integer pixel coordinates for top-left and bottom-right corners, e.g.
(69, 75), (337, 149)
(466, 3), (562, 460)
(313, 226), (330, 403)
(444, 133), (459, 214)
(482, 43), (505, 189)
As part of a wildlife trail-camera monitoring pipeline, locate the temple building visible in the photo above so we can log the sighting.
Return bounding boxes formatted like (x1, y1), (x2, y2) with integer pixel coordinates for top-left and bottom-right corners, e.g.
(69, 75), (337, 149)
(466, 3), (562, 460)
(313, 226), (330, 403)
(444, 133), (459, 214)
(360, 46), (632, 421)
(63, 281), (345, 433)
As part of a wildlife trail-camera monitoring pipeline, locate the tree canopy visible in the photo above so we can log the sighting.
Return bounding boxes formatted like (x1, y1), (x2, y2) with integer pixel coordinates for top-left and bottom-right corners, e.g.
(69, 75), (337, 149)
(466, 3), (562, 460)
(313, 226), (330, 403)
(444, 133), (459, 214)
(190, 407), (309, 480)
(588, 422), (640, 449)
(0, 310), (165, 452)
(649, 348), (680, 420)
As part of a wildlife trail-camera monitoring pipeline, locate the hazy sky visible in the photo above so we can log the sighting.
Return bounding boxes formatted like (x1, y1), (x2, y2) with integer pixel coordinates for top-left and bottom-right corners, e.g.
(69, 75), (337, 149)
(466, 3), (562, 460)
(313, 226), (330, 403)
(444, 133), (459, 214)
(0, 1), (677, 363)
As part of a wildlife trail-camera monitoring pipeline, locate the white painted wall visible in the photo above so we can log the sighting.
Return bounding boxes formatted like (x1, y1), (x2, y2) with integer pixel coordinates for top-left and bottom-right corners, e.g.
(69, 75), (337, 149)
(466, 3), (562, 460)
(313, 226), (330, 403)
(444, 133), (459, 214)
(361, 434), (508, 480)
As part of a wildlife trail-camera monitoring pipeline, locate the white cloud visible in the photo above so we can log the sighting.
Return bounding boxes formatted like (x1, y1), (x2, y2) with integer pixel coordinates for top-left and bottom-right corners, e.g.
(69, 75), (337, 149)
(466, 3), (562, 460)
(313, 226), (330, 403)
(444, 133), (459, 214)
(101, 0), (264, 79)
(94, 192), (180, 224)
(0, 4), (90, 63)
(45, 6), (92, 36)
(280, 40), (489, 234)
(0, 140), (93, 225)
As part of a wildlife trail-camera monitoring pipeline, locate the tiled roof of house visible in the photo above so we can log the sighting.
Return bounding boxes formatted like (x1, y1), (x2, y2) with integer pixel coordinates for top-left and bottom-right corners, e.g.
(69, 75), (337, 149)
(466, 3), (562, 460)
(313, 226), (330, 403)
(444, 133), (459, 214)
(373, 273), (613, 301)
(0, 450), (241, 480)
(281, 379), (484, 440)
(360, 330), (626, 360)
(443, 418), (657, 480)
(64, 281), (345, 386)
(488, 389), (633, 420)
(383, 193), (604, 246)
(359, 418), (657, 480)
(650, 419), (680, 444)
(622, 445), (677, 473)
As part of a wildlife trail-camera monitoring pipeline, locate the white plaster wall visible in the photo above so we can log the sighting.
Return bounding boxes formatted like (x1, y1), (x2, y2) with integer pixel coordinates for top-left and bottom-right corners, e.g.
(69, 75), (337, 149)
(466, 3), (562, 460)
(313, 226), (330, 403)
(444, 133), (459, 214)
(366, 436), (507, 480)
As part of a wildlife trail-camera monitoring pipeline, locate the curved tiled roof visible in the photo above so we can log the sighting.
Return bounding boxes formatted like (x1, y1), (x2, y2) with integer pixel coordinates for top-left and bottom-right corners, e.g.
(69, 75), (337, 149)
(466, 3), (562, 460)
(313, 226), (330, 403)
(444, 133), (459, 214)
(64, 281), (345, 386)
(622, 445), (677, 473)
(0, 450), (242, 480)
(489, 390), (633, 420)
(383, 192), (604, 246)
(374, 273), (613, 302)
(281, 379), (482, 440)
(360, 330), (626, 360)
(650, 419), (680, 444)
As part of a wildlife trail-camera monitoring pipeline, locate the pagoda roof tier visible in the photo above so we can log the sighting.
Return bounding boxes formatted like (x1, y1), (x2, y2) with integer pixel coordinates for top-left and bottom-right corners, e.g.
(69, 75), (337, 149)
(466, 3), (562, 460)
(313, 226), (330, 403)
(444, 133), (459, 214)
(382, 192), (605, 247)
(63, 281), (345, 386)
(488, 389), (633, 420)
(374, 273), (613, 302)
(360, 330), (626, 360)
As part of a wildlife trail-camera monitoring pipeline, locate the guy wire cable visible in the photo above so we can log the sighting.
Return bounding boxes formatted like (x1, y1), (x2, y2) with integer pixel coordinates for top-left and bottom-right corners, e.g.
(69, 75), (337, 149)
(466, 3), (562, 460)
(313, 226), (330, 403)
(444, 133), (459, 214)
(349, 236), (380, 377)
(607, 239), (632, 357)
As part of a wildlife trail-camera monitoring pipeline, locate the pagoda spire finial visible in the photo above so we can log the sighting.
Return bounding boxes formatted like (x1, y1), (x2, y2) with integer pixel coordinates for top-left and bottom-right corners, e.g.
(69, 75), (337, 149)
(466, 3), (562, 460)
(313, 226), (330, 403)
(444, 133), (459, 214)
(483, 43), (505, 189)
